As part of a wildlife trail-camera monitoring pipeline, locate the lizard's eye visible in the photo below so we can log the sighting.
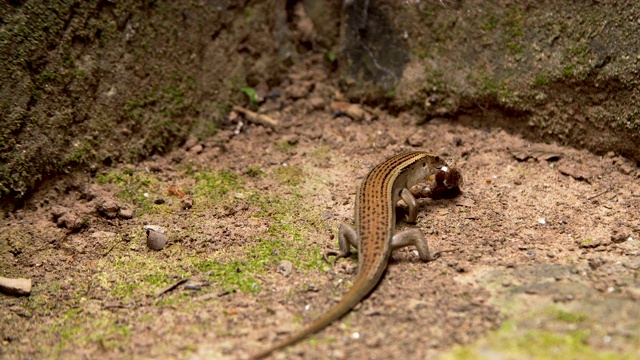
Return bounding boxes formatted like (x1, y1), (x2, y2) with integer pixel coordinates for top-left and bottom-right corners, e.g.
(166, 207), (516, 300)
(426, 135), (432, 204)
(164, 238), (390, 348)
(434, 156), (440, 162)
(422, 162), (426, 167)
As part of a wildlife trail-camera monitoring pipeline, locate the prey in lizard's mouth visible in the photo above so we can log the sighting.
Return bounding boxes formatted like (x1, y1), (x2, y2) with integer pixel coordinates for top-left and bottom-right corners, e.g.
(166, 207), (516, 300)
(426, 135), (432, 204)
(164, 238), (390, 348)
(410, 165), (463, 200)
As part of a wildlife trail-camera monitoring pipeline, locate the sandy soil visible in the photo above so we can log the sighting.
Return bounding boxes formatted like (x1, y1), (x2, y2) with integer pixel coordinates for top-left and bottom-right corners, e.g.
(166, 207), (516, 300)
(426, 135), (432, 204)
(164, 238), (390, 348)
(1, 62), (639, 359)
(0, 1), (640, 359)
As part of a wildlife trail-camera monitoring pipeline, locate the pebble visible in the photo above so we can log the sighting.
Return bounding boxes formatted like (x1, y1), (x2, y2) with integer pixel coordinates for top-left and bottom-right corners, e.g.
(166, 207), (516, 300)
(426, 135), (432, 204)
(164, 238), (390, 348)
(56, 211), (85, 231)
(406, 132), (425, 147)
(146, 229), (168, 250)
(0, 276), (31, 296)
(308, 96), (325, 109)
(189, 144), (204, 154)
(96, 198), (120, 218)
(276, 260), (293, 277)
(118, 207), (133, 219)
(181, 198), (193, 210)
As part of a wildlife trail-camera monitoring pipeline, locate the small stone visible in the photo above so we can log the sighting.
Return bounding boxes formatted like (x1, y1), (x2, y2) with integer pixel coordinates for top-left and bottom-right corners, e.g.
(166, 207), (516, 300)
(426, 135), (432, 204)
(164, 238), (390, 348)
(96, 198), (120, 218)
(57, 212), (85, 231)
(51, 205), (69, 220)
(611, 231), (630, 243)
(118, 207), (134, 219)
(557, 163), (590, 182)
(0, 276), (31, 296)
(282, 135), (299, 145)
(276, 260), (293, 277)
(345, 104), (365, 121)
(181, 198), (193, 210)
(321, 211), (334, 220)
(146, 229), (168, 250)
(286, 83), (311, 99)
(308, 96), (325, 109)
(183, 136), (198, 150)
(406, 131), (425, 147)
(189, 144), (204, 154)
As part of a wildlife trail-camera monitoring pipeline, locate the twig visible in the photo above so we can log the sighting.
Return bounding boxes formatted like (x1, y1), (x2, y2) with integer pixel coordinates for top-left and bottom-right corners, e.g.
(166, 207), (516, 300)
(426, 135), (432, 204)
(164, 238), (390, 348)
(233, 106), (278, 128)
(154, 278), (188, 297)
(587, 187), (612, 200)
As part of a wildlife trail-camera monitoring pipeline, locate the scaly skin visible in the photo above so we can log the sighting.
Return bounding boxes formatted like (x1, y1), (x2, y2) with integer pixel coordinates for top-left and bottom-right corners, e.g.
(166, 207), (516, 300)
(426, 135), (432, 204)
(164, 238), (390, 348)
(250, 151), (461, 359)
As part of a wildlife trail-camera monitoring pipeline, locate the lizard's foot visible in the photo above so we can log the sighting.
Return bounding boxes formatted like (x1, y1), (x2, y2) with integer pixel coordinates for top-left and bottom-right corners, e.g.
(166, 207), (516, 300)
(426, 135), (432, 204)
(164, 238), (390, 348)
(431, 247), (459, 259)
(322, 250), (351, 264)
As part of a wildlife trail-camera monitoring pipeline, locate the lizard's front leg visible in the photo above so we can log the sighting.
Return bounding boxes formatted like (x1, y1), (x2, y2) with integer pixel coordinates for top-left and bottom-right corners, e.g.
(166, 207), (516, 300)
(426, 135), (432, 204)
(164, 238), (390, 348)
(400, 188), (419, 224)
(391, 228), (440, 261)
(323, 223), (359, 262)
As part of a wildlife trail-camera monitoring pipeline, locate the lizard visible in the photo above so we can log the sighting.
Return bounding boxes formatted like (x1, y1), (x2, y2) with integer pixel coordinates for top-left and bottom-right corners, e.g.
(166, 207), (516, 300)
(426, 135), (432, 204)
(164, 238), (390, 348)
(249, 151), (462, 359)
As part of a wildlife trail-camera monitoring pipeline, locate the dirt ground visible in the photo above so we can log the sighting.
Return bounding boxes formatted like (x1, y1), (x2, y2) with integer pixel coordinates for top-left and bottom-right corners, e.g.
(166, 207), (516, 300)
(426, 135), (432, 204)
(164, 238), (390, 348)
(3, 1), (640, 360)
(1, 56), (639, 360)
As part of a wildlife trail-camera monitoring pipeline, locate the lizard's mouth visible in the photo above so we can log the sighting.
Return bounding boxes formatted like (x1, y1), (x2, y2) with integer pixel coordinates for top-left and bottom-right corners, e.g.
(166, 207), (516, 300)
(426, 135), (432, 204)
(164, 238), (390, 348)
(436, 166), (463, 189)
(410, 166), (463, 200)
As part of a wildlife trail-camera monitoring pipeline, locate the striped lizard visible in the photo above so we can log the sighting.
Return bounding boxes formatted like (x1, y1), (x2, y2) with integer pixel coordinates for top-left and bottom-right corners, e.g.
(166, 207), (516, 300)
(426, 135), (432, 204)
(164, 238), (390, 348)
(250, 151), (462, 359)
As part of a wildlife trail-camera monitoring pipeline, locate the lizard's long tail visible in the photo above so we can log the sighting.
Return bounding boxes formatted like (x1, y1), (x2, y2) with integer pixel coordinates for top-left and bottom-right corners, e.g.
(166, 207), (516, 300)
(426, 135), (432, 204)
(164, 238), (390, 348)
(249, 275), (380, 360)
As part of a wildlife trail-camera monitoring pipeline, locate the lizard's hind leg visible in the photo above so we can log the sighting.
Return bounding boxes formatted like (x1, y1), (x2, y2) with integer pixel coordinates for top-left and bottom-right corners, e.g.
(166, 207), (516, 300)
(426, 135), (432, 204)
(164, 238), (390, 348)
(391, 228), (440, 261)
(323, 223), (359, 263)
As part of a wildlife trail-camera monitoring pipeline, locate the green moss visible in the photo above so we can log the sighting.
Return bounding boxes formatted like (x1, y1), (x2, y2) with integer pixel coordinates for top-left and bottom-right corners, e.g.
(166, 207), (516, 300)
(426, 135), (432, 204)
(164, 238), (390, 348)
(111, 281), (141, 299)
(533, 75), (549, 87)
(442, 320), (631, 360)
(567, 44), (591, 65)
(35, 71), (61, 89)
(274, 140), (296, 152)
(63, 144), (96, 166)
(191, 187), (326, 295)
(191, 169), (242, 201)
(480, 75), (501, 96)
(50, 315), (133, 353)
(273, 166), (304, 186)
(579, 238), (594, 246)
(194, 258), (261, 294)
(503, 8), (524, 55)
(562, 64), (575, 78)
(309, 146), (331, 163)
(245, 166), (264, 178)
(95, 169), (162, 214)
(481, 15), (498, 31)
(548, 307), (589, 323)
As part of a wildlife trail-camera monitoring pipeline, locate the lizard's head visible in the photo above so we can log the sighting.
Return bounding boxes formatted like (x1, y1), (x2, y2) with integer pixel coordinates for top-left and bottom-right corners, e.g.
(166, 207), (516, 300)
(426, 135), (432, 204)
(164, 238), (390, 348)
(411, 157), (463, 199)
(435, 164), (463, 190)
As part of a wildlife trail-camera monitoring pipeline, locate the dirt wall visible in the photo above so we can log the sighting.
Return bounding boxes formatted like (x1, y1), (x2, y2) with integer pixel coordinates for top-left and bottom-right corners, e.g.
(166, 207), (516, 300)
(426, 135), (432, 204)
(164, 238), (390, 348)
(2, 0), (639, 208)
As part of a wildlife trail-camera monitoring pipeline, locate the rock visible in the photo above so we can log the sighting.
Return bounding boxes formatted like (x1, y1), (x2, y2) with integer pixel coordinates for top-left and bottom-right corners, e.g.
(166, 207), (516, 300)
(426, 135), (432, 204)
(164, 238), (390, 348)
(118, 207), (134, 219)
(557, 163), (590, 182)
(282, 134), (299, 145)
(183, 136), (198, 150)
(57, 212), (85, 231)
(96, 197), (120, 218)
(0, 276), (31, 296)
(611, 231), (630, 243)
(406, 131), (425, 147)
(181, 198), (193, 210)
(345, 104), (365, 121)
(189, 144), (204, 154)
(276, 260), (293, 277)
(308, 96), (326, 109)
(146, 229), (168, 250)
(286, 82), (311, 99)
(51, 205), (69, 220)
(51, 206), (85, 231)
